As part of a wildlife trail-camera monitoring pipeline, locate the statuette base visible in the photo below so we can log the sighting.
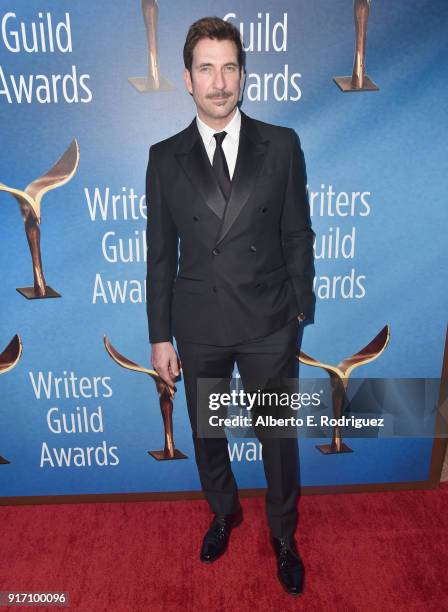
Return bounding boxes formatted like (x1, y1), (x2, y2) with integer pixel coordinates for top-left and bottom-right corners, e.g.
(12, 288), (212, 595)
(16, 286), (61, 299)
(128, 75), (175, 93)
(333, 75), (379, 92)
(148, 448), (187, 461)
(316, 442), (354, 454)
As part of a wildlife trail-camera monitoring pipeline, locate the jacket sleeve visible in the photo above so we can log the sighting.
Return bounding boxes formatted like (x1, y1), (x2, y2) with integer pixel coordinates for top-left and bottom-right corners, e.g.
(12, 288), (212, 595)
(280, 129), (316, 322)
(146, 145), (178, 343)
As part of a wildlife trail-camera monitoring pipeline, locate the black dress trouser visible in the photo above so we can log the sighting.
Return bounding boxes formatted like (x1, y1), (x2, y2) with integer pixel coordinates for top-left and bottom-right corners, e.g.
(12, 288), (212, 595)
(176, 317), (302, 540)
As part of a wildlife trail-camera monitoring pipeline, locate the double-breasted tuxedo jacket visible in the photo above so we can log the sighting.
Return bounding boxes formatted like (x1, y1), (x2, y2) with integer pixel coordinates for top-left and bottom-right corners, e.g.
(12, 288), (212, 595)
(146, 110), (315, 346)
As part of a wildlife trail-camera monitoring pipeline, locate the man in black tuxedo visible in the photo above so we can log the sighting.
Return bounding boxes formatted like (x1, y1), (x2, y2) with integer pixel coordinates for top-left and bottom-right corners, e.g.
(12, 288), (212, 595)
(146, 17), (315, 596)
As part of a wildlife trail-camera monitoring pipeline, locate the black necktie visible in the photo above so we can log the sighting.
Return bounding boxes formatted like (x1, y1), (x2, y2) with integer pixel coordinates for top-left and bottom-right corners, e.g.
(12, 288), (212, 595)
(212, 131), (231, 201)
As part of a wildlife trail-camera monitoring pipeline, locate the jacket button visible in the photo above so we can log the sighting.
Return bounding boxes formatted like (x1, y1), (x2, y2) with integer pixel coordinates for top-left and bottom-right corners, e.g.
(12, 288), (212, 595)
(212, 248), (220, 256)
(193, 215), (200, 221)
(261, 207), (267, 213)
(249, 245), (257, 252)
(212, 286), (217, 293)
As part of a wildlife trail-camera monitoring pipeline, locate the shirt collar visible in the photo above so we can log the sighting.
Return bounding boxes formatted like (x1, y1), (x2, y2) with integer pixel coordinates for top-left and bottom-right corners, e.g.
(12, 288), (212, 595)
(196, 107), (241, 147)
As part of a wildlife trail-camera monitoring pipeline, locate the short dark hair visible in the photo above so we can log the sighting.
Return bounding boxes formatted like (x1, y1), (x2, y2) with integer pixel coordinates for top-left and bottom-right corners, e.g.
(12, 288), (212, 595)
(183, 16), (244, 73)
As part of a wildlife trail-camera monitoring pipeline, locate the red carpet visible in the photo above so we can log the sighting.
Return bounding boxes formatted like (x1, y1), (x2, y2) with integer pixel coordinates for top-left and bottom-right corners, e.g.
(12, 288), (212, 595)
(1, 485), (448, 612)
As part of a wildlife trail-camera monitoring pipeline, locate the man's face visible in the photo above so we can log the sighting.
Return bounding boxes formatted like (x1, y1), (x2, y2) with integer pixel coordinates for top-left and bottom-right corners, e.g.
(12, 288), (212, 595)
(184, 37), (244, 126)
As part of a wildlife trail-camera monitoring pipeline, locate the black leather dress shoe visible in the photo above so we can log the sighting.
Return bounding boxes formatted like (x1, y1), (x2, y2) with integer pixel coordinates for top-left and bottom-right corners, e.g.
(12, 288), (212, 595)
(200, 507), (243, 563)
(272, 536), (305, 596)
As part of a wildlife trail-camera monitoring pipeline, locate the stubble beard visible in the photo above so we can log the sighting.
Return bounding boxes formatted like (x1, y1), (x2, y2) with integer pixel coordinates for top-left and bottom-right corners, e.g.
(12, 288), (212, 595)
(201, 94), (238, 122)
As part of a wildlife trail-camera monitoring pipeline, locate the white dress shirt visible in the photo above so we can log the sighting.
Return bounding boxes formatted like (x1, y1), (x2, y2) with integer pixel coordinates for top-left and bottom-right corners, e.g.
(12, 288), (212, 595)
(196, 107), (241, 180)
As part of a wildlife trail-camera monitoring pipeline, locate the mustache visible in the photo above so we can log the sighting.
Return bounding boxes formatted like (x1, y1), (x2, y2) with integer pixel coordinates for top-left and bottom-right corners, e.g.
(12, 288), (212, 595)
(206, 91), (232, 99)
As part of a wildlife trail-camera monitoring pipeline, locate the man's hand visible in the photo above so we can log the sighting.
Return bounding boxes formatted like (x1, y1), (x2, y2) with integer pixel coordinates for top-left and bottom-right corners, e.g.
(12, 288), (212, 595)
(151, 342), (181, 387)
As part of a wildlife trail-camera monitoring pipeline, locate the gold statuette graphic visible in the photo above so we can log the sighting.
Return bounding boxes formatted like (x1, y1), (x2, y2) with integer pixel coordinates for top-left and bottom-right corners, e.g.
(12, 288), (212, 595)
(129, 0), (175, 92)
(104, 336), (187, 460)
(333, 0), (379, 92)
(297, 324), (390, 453)
(0, 334), (23, 464)
(0, 140), (80, 299)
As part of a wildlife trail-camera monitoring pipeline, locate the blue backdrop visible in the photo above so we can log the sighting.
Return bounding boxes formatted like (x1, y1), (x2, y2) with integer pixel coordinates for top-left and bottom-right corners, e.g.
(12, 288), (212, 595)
(1, 0), (447, 499)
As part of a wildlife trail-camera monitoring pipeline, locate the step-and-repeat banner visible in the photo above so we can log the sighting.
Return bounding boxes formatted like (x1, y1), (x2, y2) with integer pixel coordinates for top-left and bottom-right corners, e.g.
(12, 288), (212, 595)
(1, 0), (446, 500)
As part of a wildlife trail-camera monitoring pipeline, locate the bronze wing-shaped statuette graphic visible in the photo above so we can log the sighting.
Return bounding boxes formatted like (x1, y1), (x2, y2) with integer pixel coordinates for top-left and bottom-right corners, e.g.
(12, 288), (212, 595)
(104, 336), (187, 460)
(129, 0), (175, 92)
(297, 324), (390, 453)
(0, 139), (80, 299)
(0, 334), (23, 464)
(333, 0), (379, 92)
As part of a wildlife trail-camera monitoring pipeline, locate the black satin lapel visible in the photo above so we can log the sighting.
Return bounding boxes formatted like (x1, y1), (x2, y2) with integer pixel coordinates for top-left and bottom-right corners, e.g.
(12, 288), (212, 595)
(175, 139), (227, 220)
(216, 132), (268, 245)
